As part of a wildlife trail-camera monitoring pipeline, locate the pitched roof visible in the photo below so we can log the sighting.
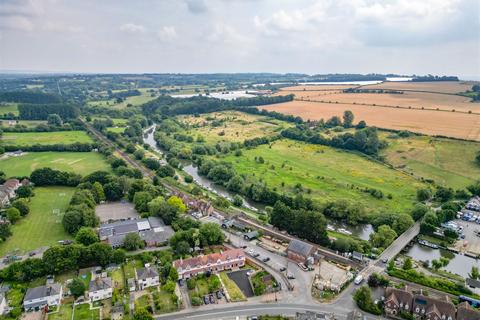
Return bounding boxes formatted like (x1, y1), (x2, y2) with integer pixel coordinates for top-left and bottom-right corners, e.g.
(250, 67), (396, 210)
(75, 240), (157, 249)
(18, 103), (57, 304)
(173, 248), (245, 270)
(136, 267), (159, 280)
(457, 301), (480, 320)
(385, 287), (413, 307)
(287, 239), (314, 257)
(413, 295), (456, 318)
(89, 277), (112, 292)
(24, 283), (61, 301)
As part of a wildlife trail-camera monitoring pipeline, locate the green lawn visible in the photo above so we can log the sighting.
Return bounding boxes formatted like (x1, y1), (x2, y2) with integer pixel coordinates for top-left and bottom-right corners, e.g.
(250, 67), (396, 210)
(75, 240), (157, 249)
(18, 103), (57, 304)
(153, 290), (179, 314)
(91, 117), (128, 126)
(49, 303), (73, 320)
(380, 132), (480, 189)
(111, 267), (125, 291)
(0, 103), (19, 116)
(0, 186), (74, 256)
(219, 139), (425, 214)
(0, 151), (111, 177)
(219, 272), (246, 302)
(73, 303), (100, 320)
(135, 294), (152, 311)
(106, 127), (125, 133)
(1, 130), (93, 146)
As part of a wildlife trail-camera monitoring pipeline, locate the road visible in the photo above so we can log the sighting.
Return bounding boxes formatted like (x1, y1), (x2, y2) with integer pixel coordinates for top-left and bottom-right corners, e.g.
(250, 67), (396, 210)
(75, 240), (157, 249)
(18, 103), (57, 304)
(154, 302), (384, 320)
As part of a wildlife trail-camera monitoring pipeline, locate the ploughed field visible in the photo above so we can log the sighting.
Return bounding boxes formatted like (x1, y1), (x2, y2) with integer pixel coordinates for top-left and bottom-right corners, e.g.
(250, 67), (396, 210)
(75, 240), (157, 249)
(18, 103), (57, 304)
(360, 81), (474, 94)
(0, 151), (111, 177)
(380, 133), (480, 189)
(0, 186), (74, 256)
(218, 139), (424, 214)
(177, 111), (292, 144)
(1, 130), (93, 146)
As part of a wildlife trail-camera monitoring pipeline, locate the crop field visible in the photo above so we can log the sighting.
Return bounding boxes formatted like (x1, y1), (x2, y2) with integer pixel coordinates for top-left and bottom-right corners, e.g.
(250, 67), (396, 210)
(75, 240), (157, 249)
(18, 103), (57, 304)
(263, 100), (480, 141)
(91, 117), (129, 125)
(380, 133), (480, 189)
(360, 81), (473, 94)
(1, 130), (93, 146)
(0, 186), (74, 256)
(0, 151), (111, 177)
(0, 103), (19, 116)
(219, 139), (424, 214)
(177, 111), (292, 144)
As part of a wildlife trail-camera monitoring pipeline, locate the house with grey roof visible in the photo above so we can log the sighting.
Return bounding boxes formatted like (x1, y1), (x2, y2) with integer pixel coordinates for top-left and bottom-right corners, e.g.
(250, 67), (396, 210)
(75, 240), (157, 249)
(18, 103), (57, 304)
(88, 277), (112, 302)
(135, 266), (160, 290)
(287, 239), (316, 264)
(466, 278), (480, 295)
(243, 230), (260, 241)
(23, 283), (62, 311)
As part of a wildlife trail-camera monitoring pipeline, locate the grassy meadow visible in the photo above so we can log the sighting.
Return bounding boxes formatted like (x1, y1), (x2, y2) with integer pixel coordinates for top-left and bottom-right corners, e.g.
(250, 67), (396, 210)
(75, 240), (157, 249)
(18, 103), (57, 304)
(0, 120), (47, 128)
(88, 88), (157, 109)
(0, 103), (19, 116)
(0, 151), (111, 177)
(380, 133), (480, 189)
(1, 130), (93, 146)
(0, 186), (74, 256)
(219, 139), (424, 214)
(177, 111), (292, 144)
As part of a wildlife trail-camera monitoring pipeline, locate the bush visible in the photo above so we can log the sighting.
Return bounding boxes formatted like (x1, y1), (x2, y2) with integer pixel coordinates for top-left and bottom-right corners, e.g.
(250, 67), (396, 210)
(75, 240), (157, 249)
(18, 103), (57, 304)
(190, 296), (202, 306)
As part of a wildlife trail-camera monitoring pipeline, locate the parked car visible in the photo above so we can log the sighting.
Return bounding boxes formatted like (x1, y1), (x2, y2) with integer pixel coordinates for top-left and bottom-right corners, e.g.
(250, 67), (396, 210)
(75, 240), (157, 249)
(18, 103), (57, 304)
(216, 291), (222, 299)
(203, 296), (209, 305)
(287, 273), (295, 279)
(253, 253), (260, 258)
(209, 294), (215, 304)
(262, 257), (270, 262)
(280, 267), (287, 272)
(354, 275), (364, 285)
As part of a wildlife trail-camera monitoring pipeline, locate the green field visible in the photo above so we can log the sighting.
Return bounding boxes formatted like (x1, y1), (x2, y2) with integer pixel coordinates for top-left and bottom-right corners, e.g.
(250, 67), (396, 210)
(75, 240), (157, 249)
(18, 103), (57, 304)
(88, 88), (157, 109)
(91, 117), (129, 126)
(0, 120), (47, 128)
(219, 139), (425, 214)
(0, 186), (74, 256)
(0, 151), (111, 177)
(106, 127), (125, 133)
(0, 103), (19, 116)
(73, 303), (100, 320)
(1, 130), (93, 146)
(380, 133), (480, 189)
(177, 111), (292, 144)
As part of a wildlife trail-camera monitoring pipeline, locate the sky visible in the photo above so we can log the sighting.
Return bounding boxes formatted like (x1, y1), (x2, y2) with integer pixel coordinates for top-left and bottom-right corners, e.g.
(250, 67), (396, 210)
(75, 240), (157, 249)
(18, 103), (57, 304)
(0, 0), (479, 79)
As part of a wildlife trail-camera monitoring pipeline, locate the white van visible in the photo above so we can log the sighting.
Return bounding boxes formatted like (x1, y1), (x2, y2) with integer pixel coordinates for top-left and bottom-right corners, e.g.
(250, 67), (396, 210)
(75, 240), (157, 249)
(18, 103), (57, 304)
(354, 275), (364, 285)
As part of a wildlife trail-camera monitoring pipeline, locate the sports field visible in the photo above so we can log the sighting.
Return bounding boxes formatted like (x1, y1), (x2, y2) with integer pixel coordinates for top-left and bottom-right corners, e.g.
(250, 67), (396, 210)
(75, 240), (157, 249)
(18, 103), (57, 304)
(380, 133), (480, 189)
(177, 111), (292, 144)
(1, 130), (93, 146)
(0, 151), (110, 176)
(220, 139), (424, 214)
(0, 186), (74, 256)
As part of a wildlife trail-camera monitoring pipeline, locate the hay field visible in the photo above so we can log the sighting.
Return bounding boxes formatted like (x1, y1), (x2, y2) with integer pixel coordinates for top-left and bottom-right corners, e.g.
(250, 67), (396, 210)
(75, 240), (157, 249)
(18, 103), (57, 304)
(280, 85), (356, 91)
(177, 111), (292, 144)
(263, 100), (480, 141)
(380, 133), (480, 189)
(1, 130), (93, 146)
(305, 91), (477, 113)
(360, 81), (473, 94)
(219, 139), (424, 214)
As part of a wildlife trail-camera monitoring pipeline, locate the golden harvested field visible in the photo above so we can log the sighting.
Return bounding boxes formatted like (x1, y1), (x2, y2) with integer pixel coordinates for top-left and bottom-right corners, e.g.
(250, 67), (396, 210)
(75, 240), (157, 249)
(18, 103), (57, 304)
(263, 100), (480, 141)
(280, 85), (356, 91)
(360, 81), (474, 94)
(304, 91), (478, 113)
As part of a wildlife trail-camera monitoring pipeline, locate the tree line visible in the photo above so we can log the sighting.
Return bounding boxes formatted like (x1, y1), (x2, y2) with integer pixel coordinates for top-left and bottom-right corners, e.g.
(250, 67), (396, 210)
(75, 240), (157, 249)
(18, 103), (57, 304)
(18, 103), (79, 120)
(3, 142), (96, 153)
(0, 91), (62, 104)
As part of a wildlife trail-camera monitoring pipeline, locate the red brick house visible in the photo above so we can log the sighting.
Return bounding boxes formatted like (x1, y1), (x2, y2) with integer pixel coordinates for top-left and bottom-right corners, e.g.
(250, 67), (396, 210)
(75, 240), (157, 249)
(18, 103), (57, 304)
(412, 295), (456, 320)
(384, 287), (413, 318)
(287, 239), (316, 264)
(173, 249), (245, 280)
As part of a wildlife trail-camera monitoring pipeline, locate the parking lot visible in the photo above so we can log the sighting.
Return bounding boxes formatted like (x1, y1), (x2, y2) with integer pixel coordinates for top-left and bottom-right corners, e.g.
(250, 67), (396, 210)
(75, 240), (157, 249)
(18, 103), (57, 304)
(453, 219), (480, 254)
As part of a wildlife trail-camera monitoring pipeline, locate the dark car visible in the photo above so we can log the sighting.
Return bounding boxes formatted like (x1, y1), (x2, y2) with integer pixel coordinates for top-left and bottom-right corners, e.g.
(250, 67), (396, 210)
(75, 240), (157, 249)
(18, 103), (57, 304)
(209, 294), (215, 304)
(241, 245), (248, 249)
(178, 279), (184, 287)
(280, 266), (287, 272)
(203, 296), (209, 305)
(253, 253), (260, 258)
(262, 257), (270, 262)
(216, 291), (222, 299)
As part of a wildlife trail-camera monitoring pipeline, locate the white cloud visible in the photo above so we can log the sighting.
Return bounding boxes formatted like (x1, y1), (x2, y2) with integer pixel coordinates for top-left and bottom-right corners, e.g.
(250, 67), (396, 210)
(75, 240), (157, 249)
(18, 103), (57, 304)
(43, 21), (83, 33)
(157, 26), (177, 41)
(0, 15), (34, 31)
(119, 23), (146, 34)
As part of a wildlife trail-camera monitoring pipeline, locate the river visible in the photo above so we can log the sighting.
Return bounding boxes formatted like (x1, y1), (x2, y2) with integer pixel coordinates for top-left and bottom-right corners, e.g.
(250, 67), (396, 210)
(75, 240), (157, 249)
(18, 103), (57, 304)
(405, 243), (480, 279)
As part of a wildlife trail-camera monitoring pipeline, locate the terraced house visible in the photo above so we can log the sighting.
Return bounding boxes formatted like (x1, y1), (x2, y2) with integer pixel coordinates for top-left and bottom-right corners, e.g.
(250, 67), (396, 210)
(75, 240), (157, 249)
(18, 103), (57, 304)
(174, 248), (245, 280)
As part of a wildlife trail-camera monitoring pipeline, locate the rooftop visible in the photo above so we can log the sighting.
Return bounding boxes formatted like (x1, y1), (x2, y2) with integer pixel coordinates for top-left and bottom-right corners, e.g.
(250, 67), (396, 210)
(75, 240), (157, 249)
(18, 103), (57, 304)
(136, 267), (159, 280)
(89, 277), (112, 292)
(287, 239), (314, 257)
(24, 283), (61, 301)
(174, 248), (245, 270)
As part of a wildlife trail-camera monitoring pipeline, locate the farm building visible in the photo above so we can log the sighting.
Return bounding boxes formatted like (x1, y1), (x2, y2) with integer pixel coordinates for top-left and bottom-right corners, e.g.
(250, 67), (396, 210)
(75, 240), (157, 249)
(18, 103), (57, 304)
(287, 239), (316, 264)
